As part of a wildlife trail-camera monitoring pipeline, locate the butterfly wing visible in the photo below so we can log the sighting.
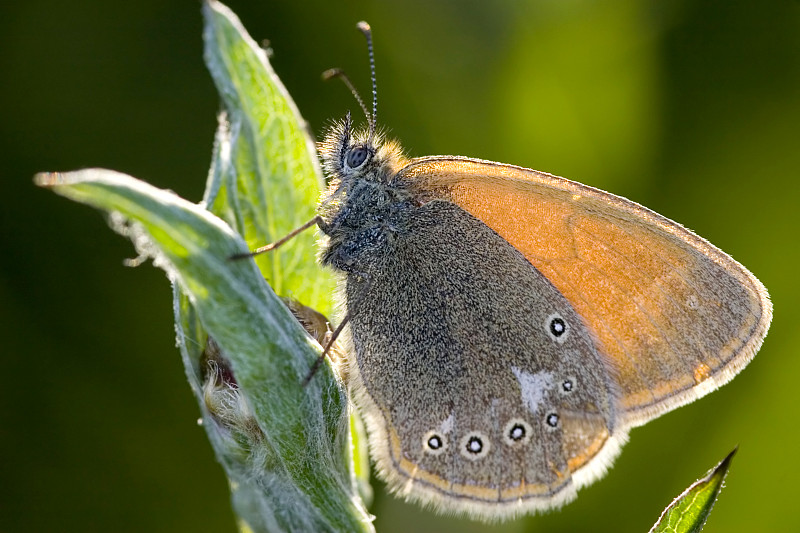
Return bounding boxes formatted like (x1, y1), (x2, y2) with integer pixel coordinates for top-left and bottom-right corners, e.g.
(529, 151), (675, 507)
(344, 199), (621, 517)
(398, 156), (771, 428)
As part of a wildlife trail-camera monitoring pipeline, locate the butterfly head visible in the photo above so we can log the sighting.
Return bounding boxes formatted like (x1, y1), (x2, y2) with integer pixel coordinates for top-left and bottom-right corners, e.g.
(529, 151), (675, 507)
(315, 21), (413, 266)
(317, 21), (407, 194)
(318, 112), (406, 187)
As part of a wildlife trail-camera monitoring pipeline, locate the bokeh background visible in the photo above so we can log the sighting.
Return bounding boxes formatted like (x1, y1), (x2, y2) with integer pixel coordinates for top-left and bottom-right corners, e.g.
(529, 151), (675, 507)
(2, 1), (799, 532)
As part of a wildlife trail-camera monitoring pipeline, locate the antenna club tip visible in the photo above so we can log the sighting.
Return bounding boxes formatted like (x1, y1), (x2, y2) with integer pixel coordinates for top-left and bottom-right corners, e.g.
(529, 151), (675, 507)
(322, 68), (342, 81)
(356, 21), (371, 34)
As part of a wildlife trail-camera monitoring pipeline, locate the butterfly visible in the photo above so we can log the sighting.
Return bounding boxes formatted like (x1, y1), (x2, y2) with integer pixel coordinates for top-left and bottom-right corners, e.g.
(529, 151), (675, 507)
(256, 22), (771, 520)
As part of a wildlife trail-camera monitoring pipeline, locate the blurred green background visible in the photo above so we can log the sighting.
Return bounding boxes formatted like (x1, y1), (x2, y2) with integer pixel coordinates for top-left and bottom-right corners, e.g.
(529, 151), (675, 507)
(2, 1), (798, 532)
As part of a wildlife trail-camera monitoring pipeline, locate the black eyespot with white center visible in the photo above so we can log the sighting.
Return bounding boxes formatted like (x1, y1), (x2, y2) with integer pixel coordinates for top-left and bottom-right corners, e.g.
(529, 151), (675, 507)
(503, 418), (532, 446)
(562, 378), (574, 393)
(460, 431), (491, 460)
(545, 413), (560, 428)
(422, 430), (447, 456)
(545, 312), (570, 343)
(345, 146), (369, 169)
(467, 437), (483, 453)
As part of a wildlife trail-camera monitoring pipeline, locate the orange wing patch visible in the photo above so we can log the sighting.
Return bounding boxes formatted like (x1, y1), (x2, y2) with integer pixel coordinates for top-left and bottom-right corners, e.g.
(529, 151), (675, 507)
(402, 157), (770, 427)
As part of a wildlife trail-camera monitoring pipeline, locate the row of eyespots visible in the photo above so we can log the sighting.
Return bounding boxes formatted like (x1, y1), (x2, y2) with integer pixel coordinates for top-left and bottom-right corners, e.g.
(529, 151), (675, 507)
(422, 408), (569, 459)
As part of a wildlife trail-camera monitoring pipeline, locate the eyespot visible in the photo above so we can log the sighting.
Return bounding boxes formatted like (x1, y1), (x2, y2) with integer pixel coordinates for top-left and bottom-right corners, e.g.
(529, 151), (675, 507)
(561, 378), (575, 393)
(422, 430), (447, 456)
(460, 432), (491, 460)
(545, 313), (570, 343)
(345, 146), (369, 169)
(503, 418), (532, 446)
(545, 413), (560, 429)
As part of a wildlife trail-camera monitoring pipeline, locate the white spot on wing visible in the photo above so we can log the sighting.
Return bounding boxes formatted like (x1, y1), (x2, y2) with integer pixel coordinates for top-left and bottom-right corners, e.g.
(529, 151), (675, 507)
(512, 367), (554, 414)
(440, 413), (454, 434)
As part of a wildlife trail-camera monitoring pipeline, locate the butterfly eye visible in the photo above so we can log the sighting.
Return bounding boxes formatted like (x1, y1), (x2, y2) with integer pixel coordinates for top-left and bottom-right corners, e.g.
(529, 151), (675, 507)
(346, 146), (370, 169)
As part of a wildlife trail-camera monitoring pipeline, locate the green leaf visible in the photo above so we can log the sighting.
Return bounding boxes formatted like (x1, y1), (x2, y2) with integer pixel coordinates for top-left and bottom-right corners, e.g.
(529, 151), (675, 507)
(197, 1), (372, 524)
(34, 1), (375, 530)
(650, 448), (737, 533)
(202, 0), (336, 318)
(34, 169), (372, 532)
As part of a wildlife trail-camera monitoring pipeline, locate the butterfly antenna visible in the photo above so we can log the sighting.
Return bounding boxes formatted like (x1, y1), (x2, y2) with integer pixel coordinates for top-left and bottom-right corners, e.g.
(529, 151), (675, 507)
(356, 21), (377, 143)
(322, 68), (370, 124)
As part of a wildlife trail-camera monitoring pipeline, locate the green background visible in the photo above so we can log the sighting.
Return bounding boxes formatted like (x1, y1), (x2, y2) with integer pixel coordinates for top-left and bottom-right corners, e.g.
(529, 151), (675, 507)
(2, 1), (798, 532)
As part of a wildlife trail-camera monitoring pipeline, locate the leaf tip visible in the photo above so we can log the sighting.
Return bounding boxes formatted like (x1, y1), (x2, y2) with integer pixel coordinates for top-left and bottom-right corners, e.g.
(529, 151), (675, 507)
(649, 447), (738, 533)
(33, 171), (63, 188)
(707, 446), (737, 485)
(719, 446), (738, 468)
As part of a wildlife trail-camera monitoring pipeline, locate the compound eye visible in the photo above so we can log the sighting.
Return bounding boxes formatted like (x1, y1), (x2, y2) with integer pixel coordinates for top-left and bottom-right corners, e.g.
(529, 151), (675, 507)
(346, 146), (369, 169)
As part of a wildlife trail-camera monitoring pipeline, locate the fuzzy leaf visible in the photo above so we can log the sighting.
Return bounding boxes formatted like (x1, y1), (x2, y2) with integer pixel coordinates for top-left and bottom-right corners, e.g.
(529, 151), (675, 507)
(34, 168), (370, 532)
(202, 0), (336, 318)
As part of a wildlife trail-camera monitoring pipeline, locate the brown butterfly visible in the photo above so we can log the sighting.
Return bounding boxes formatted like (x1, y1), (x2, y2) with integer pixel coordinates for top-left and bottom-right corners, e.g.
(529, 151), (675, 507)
(254, 22), (771, 520)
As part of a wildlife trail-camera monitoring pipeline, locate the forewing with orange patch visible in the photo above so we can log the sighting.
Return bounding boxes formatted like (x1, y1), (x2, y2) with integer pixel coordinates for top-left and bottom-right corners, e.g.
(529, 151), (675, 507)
(399, 157), (771, 427)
